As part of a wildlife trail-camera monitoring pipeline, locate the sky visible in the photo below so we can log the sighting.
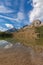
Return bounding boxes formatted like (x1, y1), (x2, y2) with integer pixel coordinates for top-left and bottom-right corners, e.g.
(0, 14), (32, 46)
(0, 0), (43, 31)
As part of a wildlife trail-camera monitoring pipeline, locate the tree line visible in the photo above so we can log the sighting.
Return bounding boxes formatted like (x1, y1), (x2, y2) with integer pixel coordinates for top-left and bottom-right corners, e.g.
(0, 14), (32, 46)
(0, 32), (13, 38)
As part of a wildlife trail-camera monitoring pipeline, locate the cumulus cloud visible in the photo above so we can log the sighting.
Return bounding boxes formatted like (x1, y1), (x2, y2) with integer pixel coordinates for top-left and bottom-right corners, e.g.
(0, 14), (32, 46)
(0, 5), (13, 13)
(29, 0), (43, 22)
(5, 24), (14, 29)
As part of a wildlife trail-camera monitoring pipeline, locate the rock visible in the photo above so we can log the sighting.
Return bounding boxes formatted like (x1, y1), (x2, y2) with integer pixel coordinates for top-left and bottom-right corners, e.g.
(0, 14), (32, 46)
(32, 20), (41, 27)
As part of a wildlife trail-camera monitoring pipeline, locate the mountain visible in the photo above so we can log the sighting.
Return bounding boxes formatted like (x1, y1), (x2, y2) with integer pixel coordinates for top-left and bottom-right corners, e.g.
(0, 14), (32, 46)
(6, 28), (17, 33)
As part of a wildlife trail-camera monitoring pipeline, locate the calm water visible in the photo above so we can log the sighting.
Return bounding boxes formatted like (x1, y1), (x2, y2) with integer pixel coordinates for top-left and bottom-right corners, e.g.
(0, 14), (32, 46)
(0, 40), (43, 65)
(0, 40), (13, 49)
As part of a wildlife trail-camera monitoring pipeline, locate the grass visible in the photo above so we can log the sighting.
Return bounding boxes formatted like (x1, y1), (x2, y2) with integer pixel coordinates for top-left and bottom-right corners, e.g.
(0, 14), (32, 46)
(12, 26), (43, 46)
(12, 27), (36, 46)
(35, 26), (43, 45)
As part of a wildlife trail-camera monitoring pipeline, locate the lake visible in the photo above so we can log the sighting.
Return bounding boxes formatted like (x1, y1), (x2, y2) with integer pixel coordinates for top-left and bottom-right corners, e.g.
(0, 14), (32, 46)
(0, 40), (43, 65)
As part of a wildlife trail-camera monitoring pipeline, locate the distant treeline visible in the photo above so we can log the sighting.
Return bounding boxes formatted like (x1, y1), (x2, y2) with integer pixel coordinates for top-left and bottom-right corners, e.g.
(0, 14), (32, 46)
(0, 32), (13, 38)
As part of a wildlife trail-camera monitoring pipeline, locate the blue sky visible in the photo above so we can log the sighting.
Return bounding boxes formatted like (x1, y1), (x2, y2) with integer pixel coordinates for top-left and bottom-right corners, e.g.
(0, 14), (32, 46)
(0, 0), (43, 31)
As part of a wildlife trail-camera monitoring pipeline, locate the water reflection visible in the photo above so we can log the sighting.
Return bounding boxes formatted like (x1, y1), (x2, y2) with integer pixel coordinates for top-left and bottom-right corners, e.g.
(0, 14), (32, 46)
(0, 40), (13, 49)
(0, 40), (43, 65)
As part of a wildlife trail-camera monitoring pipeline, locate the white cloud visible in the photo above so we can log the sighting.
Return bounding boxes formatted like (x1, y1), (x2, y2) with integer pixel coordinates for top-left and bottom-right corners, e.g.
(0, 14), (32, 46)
(29, 0), (43, 22)
(0, 0), (25, 22)
(0, 26), (8, 32)
(13, 12), (25, 22)
(0, 24), (14, 32)
(0, 12), (25, 22)
(0, 5), (13, 13)
(5, 24), (14, 29)
(0, 15), (15, 21)
(17, 12), (25, 21)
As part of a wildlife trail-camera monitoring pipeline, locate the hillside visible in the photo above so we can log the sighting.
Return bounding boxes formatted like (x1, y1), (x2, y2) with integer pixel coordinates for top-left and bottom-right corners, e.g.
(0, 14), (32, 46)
(13, 20), (43, 46)
(13, 26), (37, 46)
